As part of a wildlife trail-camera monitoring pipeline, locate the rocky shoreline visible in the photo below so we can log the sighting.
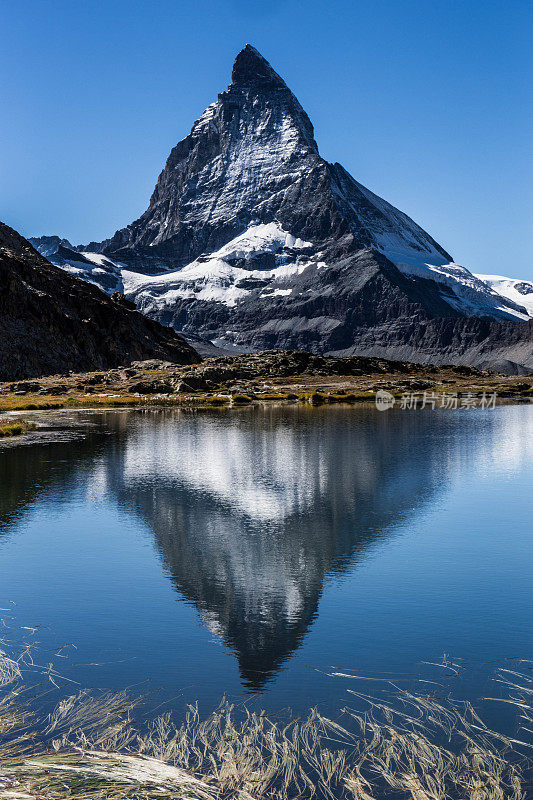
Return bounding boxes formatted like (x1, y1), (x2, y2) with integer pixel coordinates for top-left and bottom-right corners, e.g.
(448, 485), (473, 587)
(0, 351), (531, 420)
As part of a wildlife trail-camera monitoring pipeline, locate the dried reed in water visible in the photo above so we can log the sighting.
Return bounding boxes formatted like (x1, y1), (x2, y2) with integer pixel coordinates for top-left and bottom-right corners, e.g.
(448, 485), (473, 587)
(0, 643), (531, 799)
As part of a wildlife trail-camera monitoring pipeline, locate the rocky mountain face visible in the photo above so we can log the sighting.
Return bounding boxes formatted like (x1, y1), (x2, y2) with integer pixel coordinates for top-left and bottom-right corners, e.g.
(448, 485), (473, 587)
(99, 46), (452, 269)
(31, 45), (533, 373)
(29, 234), (74, 258)
(0, 222), (200, 381)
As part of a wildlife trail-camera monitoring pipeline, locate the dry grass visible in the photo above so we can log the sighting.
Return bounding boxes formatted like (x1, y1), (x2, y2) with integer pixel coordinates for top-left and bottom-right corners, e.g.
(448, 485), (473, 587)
(1, 642), (532, 800)
(0, 383), (529, 414)
(0, 420), (37, 438)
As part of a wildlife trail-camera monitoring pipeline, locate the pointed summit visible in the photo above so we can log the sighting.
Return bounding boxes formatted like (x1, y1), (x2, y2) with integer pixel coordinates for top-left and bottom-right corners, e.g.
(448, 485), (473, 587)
(231, 44), (287, 89)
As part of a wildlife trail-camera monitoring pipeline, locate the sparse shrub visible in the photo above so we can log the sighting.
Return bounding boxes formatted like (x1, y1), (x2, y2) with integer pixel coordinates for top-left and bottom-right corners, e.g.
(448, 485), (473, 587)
(0, 419), (37, 437)
(309, 392), (325, 405)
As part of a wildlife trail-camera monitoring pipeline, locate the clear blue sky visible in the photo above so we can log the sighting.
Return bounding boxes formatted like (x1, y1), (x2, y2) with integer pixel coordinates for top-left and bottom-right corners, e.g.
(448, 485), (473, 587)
(1, 0), (531, 278)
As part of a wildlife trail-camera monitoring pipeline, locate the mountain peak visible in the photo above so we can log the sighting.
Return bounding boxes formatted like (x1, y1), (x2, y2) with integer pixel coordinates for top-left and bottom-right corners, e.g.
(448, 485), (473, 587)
(231, 44), (287, 89)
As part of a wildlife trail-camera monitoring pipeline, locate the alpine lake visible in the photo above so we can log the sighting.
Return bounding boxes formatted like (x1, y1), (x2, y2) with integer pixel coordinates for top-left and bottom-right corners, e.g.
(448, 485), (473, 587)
(0, 402), (532, 740)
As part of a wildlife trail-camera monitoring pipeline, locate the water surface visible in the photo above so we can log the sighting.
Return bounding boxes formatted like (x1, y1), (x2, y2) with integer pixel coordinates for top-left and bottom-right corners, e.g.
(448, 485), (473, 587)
(0, 405), (531, 728)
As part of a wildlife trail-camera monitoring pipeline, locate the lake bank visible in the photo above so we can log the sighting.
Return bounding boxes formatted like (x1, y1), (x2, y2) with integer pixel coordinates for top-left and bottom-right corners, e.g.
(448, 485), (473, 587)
(1, 351), (532, 417)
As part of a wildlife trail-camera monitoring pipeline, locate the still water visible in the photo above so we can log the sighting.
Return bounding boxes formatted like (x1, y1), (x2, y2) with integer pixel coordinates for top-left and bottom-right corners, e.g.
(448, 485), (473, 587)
(0, 405), (531, 726)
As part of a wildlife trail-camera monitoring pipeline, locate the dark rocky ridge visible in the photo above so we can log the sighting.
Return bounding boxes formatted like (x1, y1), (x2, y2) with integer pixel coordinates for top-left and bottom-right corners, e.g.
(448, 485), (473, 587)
(332, 310), (533, 375)
(0, 222), (200, 381)
(28, 234), (74, 258)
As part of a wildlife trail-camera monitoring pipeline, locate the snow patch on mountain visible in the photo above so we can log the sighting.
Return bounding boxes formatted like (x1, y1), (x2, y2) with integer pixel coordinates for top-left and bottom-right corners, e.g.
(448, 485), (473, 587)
(55, 250), (125, 293)
(389, 254), (529, 321)
(214, 222), (312, 260)
(328, 170), (527, 321)
(33, 223), (529, 327)
(123, 223), (317, 312)
(475, 274), (533, 318)
(348, 177), (448, 264)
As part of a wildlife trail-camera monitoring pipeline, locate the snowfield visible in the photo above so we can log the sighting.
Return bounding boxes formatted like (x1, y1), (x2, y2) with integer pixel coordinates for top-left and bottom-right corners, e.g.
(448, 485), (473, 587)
(388, 254), (530, 321)
(121, 223), (317, 310)
(60, 250), (125, 293)
(475, 274), (533, 318)
(119, 223), (531, 323)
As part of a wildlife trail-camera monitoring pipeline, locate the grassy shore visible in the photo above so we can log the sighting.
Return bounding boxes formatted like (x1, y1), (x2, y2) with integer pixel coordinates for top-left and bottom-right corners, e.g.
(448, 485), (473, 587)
(0, 390), (380, 414)
(0, 352), (531, 416)
(0, 642), (531, 799)
(0, 420), (37, 437)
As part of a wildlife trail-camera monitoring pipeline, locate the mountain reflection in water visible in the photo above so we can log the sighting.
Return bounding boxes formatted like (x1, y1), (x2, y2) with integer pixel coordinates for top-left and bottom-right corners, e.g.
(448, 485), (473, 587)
(2, 405), (529, 692)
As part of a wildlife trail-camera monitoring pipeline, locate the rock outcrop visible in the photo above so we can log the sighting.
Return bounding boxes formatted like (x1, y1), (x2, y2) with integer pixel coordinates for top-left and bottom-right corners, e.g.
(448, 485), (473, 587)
(0, 222), (200, 380)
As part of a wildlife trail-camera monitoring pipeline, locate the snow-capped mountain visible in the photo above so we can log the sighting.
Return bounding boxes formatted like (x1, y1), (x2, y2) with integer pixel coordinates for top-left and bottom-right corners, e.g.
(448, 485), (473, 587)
(30, 45), (533, 372)
(28, 235), (74, 259)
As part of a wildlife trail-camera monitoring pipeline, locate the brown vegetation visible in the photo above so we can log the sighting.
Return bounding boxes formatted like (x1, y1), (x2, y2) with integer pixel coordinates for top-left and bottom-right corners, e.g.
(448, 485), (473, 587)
(0, 351), (531, 416)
